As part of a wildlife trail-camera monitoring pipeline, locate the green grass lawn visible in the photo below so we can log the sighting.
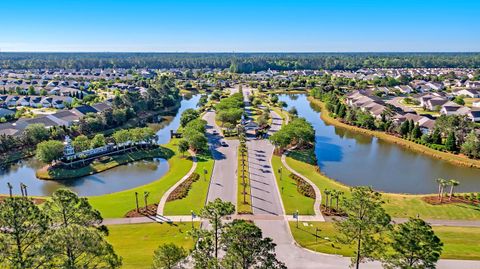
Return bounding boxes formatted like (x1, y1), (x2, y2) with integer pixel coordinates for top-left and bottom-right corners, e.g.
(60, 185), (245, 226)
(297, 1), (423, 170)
(285, 156), (480, 220)
(163, 152), (215, 215)
(289, 221), (480, 260)
(107, 222), (196, 269)
(238, 146), (253, 214)
(271, 155), (315, 215)
(88, 139), (194, 218)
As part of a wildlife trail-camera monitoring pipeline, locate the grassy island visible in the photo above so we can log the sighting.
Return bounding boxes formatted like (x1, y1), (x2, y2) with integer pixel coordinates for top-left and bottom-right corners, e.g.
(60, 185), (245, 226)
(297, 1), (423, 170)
(36, 146), (174, 180)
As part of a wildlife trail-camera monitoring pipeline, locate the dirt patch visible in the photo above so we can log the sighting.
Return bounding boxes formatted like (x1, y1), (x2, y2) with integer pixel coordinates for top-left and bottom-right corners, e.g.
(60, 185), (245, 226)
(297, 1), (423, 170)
(0, 195), (46, 205)
(124, 204), (158, 218)
(422, 196), (480, 206)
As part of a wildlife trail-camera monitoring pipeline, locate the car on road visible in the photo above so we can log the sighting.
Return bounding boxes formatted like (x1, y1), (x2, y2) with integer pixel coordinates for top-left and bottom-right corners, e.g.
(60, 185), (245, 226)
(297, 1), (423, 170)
(212, 130), (218, 135)
(220, 141), (228, 147)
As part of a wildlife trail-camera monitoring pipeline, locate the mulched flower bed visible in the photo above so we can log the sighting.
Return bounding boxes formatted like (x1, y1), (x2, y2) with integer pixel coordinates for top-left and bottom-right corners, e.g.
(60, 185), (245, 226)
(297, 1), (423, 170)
(167, 173), (200, 201)
(320, 205), (347, 217)
(0, 196), (46, 205)
(124, 204), (158, 218)
(422, 196), (480, 206)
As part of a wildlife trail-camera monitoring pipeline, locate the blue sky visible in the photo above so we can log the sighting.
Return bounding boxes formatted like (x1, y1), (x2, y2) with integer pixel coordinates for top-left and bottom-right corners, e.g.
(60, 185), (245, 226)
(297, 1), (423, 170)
(1, 0), (479, 52)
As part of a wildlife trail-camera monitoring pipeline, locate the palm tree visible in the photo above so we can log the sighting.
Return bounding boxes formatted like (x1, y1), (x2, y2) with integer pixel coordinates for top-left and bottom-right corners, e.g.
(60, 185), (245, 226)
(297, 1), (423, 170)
(448, 179), (460, 201)
(440, 179), (449, 203)
(436, 178), (446, 198)
(324, 189), (330, 212)
(335, 191), (344, 212)
(329, 190), (336, 213)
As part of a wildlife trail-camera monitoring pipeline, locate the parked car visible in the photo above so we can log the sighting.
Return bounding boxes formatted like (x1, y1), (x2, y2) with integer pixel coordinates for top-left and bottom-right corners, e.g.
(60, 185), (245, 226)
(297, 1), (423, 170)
(221, 141), (228, 147)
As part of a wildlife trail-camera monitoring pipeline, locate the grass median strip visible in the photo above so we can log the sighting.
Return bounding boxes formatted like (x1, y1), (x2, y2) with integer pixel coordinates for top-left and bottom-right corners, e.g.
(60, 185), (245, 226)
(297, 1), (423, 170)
(107, 222), (197, 269)
(285, 156), (480, 220)
(163, 152), (215, 215)
(237, 143), (253, 214)
(289, 221), (480, 260)
(88, 139), (194, 218)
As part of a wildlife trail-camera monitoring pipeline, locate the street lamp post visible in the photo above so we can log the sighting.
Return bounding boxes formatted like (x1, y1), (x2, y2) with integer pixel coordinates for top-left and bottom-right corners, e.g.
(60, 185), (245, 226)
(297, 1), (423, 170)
(135, 192), (139, 212)
(203, 169), (208, 181)
(20, 183), (24, 197)
(7, 182), (12, 197)
(295, 210), (299, 228)
(144, 191), (150, 211)
(22, 184), (27, 197)
(278, 167), (282, 180)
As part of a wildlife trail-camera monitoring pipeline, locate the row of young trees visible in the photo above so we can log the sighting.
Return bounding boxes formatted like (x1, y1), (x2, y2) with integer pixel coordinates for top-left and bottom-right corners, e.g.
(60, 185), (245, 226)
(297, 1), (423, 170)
(0, 189), (121, 269)
(35, 127), (157, 163)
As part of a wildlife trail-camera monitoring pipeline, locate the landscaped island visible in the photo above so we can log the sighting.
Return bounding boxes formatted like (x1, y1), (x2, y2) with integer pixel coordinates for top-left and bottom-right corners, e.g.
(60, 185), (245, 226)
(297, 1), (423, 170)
(36, 127), (170, 180)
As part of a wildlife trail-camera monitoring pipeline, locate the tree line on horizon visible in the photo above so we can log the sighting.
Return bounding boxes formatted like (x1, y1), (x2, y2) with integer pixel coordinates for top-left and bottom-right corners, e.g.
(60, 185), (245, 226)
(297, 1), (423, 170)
(1, 52), (480, 71)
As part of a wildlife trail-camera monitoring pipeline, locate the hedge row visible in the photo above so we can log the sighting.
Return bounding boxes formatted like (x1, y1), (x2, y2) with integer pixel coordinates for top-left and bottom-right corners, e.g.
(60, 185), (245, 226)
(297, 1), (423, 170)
(289, 173), (315, 199)
(167, 172), (200, 201)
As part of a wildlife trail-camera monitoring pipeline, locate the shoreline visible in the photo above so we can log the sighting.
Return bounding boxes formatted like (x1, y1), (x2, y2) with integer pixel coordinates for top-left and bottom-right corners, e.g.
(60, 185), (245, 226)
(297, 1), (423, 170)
(308, 96), (480, 170)
(36, 147), (171, 180)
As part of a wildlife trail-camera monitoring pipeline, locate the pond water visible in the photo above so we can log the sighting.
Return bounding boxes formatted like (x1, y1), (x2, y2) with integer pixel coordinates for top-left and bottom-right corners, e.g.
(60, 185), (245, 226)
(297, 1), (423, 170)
(279, 94), (480, 194)
(0, 94), (200, 196)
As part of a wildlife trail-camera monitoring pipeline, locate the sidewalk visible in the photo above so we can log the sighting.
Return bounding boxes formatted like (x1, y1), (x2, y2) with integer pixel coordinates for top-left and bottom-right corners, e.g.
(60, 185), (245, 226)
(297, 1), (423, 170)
(156, 150), (197, 215)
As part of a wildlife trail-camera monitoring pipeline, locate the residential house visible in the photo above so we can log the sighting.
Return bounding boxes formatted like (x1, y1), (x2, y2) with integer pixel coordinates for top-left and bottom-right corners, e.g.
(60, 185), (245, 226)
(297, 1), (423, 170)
(453, 89), (480, 98)
(0, 108), (15, 118)
(345, 90), (389, 119)
(48, 110), (81, 127)
(395, 85), (413, 94)
(393, 113), (435, 134)
(466, 81), (480, 88)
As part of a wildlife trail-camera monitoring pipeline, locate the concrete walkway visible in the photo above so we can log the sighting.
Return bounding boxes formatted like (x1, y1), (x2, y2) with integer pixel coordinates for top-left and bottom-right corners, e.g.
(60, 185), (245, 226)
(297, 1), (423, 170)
(156, 151), (197, 215)
(281, 153), (324, 220)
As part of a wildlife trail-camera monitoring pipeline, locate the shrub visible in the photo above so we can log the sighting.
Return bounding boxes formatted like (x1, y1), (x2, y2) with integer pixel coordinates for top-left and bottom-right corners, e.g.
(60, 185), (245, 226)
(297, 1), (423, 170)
(289, 173), (315, 198)
(167, 173), (200, 201)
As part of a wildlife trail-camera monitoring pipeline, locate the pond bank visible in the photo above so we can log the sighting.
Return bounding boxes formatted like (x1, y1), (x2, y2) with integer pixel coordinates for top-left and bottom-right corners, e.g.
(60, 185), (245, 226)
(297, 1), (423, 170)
(36, 146), (174, 180)
(309, 96), (480, 169)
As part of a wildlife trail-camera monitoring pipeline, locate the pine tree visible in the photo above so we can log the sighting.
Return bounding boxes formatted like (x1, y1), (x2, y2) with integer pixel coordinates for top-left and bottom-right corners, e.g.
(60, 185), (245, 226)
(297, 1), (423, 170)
(445, 132), (458, 152)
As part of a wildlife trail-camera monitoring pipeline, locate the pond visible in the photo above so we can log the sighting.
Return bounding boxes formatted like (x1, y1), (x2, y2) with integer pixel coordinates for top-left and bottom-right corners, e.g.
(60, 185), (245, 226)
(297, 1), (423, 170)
(0, 94), (200, 197)
(279, 94), (480, 194)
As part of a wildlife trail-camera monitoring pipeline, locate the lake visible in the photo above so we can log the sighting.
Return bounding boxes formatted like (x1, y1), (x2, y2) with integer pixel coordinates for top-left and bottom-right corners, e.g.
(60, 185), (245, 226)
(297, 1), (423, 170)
(279, 94), (480, 194)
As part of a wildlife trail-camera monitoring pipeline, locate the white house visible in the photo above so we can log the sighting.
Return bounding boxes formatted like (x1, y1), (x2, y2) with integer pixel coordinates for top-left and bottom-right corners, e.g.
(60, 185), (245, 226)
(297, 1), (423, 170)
(453, 89), (480, 98)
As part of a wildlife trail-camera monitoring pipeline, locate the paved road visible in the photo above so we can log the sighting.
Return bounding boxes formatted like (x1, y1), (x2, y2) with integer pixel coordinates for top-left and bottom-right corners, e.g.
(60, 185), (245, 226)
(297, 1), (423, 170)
(247, 110), (285, 216)
(248, 139), (284, 216)
(203, 110), (238, 205)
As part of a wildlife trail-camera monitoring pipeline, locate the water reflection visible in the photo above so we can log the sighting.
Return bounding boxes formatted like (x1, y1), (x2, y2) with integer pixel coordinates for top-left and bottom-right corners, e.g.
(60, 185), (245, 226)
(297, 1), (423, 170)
(279, 94), (480, 194)
(0, 94), (200, 196)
